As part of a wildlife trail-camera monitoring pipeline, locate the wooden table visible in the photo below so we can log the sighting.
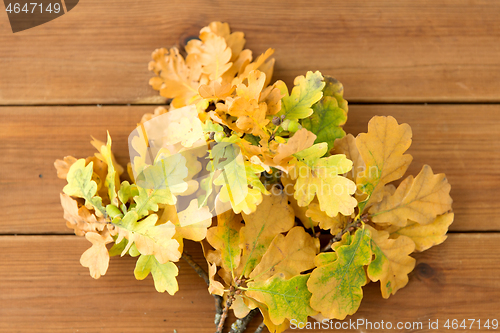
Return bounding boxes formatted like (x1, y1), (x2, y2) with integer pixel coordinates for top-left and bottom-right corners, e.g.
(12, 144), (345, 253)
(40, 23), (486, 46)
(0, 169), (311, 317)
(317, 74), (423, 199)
(1, 1), (499, 332)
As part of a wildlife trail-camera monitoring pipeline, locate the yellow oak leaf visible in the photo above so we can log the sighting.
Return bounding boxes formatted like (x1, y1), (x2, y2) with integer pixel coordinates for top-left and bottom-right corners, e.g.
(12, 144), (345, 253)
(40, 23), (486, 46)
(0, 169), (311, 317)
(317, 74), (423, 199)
(60, 193), (107, 236)
(91, 133), (123, 206)
(291, 155), (357, 217)
(186, 32), (232, 81)
(206, 209), (244, 274)
(201, 239), (222, 267)
(233, 48), (275, 87)
(238, 70), (266, 101)
(198, 80), (235, 100)
(260, 84), (283, 116)
(220, 49), (252, 83)
(80, 231), (113, 279)
(115, 213), (181, 264)
(356, 116), (413, 210)
(366, 225), (416, 298)
(159, 200), (212, 243)
(149, 47), (202, 108)
(231, 295), (252, 319)
(305, 202), (349, 235)
(369, 165), (453, 226)
(134, 254), (179, 295)
(390, 212), (454, 252)
(249, 227), (319, 282)
(332, 134), (365, 183)
(208, 262), (225, 296)
(256, 301), (289, 333)
(273, 128), (317, 165)
(200, 21), (245, 62)
(54, 156), (77, 179)
(226, 97), (269, 136)
(239, 189), (295, 277)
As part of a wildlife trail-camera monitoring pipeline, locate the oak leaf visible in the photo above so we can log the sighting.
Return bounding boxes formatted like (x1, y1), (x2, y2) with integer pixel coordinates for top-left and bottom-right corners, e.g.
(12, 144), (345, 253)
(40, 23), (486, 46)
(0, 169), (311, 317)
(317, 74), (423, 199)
(305, 202), (348, 235)
(206, 209), (243, 274)
(369, 165), (453, 226)
(186, 32), (232, 81)
(200, 21), (245, 62)
(278, 71), (325, 121)
(60, 193), (107, 236)
(239, 190), (295, 277)
(54, 156), (77, 179)
(134, 254), (179, 295)
(246, 274), (317, 326)
(366, 225), (416, 298)
(208, 262), (225, 296)
(115, 212), (181, 264)
(332, 134), (366, 182)
(291, 154), (357, 217)
(249, 227), (319, 282)
(390, 212), (454, 252)
(273, 128), (317, 165)
(63, 159), (106, 216)
(308, 228), (372, 320)
(356, 116), (413, 210)
(149, 47), (202, 108)
(301, 96), (347, 151)
(80, 231), (113, 279)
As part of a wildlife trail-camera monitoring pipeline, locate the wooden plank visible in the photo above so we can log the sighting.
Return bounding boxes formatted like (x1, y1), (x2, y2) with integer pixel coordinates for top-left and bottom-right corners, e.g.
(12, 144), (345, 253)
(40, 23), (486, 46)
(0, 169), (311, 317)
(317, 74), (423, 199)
(0, 234), (498, 332)
(1, 105), (498, 234)
(1, 0), (500, 104)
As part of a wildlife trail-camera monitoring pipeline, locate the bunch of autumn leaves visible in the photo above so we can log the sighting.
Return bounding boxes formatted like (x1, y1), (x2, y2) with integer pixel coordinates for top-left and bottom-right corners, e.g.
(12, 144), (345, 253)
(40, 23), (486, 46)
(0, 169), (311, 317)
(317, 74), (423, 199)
(55, 22), (454, 333)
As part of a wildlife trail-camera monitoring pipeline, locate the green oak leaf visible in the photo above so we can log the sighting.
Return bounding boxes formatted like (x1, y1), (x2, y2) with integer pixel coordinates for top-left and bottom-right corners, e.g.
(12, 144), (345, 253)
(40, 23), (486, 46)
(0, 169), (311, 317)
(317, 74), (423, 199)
(134, 254), (179, 295)
(213, 146), (249, 212)
(301, 96), (347, 152)
(322, 75), (348, 113)
(293, 142), (328, 167)
(134, 154), (189, 217)
(117, 181), (138, 205)
(246, 274), (317, 326)
(307, 227), (372, 320)
(278, 71), (325, 121)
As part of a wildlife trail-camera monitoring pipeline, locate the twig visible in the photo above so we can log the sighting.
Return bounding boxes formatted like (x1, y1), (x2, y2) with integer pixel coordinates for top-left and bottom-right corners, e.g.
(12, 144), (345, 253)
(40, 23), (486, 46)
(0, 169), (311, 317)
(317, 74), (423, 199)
(254, 321), (266, 333)
(216, 294), (234, 333)
(181, 252), (209, 286)
(321, 218), (363, 252)
(229, 308), (259, 333)
(214, 295), (224, 327)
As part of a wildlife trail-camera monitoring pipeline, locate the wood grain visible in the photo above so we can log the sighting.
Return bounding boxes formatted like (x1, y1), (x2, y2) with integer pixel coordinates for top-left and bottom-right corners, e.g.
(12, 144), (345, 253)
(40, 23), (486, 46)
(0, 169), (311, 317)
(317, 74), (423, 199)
(0, 234), (498, 332)
(1, 104), (498, 234)
(1, 0), (500, 104)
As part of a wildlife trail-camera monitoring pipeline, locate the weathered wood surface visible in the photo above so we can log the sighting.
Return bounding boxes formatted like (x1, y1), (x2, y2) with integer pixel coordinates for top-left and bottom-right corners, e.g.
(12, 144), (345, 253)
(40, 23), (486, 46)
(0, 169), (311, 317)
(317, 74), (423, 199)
(0, 234), (498, 333)
(1, 0), (500, 104)
(1, 104), (498, 234)
(1, 0), (499, 331)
